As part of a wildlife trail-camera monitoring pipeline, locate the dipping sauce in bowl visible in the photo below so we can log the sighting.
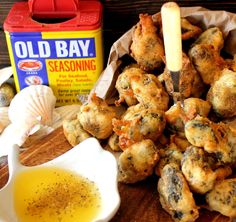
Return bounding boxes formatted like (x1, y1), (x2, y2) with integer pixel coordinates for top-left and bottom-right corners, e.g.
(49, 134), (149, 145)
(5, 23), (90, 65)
(0, 138), (120, 222)
(13, 166), (101, 222)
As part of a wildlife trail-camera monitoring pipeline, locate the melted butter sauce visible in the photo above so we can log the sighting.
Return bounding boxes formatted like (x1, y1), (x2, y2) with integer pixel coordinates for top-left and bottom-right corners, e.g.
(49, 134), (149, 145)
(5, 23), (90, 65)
(13, 167), (101, 222)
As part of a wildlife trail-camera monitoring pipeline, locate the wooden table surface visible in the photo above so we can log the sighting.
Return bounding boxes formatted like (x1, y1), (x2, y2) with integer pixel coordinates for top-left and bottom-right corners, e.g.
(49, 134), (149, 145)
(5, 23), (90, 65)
(0, 127), (232, 222)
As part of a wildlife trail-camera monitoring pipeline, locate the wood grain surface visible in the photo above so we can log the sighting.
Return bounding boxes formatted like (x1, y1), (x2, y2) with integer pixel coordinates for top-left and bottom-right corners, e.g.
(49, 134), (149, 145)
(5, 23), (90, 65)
(1, 0), (236, 68)
(0, 127), (232, 222)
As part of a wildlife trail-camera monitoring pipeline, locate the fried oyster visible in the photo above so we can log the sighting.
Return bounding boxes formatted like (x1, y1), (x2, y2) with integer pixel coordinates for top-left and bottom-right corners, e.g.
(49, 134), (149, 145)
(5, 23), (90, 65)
(130, 13), (164, 71)
(113, 104), (166, 150)
(130, 73), (169, 110)
(115, 65), (169, 110)
(155, 142), (183, 177)
(165, 98), (211, 136)
(182, 146), (232, 195)
(206, 178), (236, 218)
(181, 18), (202, 40)
(118, 139), (159, 183)
(108, 133), (121, 152)
(158, 163), (199, 222)
(115, 65), (143, 106)
(63, 118), (91, 146)
(192, 27), (224, 52)
(189, 44), (226, 85)
(207, 69), (236, 118)
(185, 116), (236, 164)
(78, 93), (116, 139)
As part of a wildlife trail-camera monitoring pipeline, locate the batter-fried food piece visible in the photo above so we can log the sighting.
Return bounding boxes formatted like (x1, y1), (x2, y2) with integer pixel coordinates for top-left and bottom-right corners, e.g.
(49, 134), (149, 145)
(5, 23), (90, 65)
(207, 69), (236, 118)
(131, 73), (169, 110)
(165, 102), (186, 136)
(206, 178), (236, 218)
(163, 53), (203, 99)
(78, 93), (116, 139)
(185, 116), (236, 164)
(191, 70), (206, 98)
(113, 104), (166, 150)
(214, 166), (232, 181)
(170, 134), (191, 152)
(152, 16), (202, 40)
(158, 163), (199, 222)
(115, 65), (143, 106)
(226, 54), (236, 72)
(224, 117), (236, 134)
(183, 97), (211, 119)
(165, 98), (211, 136)
(181, 146), (217, 194)
(181, 18), (202, 40)
(118, 139), (159, 183)
(155, 143), (183, 176)
(181, 146), (232, 191)
(115, 66), (169, 110)
(108, 133), (122, 152)
(130, 13), (164, 71)
(192, 27), (224, 52)
(189, 44), (226, 84)
(63, 118), (91, 146)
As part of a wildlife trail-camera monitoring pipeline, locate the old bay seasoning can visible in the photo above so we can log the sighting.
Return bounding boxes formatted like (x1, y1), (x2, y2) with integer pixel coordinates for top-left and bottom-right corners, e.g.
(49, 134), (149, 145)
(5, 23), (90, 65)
(4, 0), (103, 106)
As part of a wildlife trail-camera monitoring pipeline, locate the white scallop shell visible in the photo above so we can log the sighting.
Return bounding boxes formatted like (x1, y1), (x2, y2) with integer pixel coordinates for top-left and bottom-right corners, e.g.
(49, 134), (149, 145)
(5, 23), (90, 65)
(0, 67), (13, 87)
(0, 107), (10, 133)
(48, 104), (81, 130)
(8, 85), (56, 128)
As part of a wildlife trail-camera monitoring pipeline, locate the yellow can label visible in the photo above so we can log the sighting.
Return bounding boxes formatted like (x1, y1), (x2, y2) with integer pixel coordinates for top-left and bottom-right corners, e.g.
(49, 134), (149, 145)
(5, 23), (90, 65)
(5, 29), (103, 106)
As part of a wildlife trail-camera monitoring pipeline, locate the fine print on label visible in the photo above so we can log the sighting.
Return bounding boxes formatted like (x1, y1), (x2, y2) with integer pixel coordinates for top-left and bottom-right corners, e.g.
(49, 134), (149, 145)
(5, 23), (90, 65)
(8, 31), (103, 106)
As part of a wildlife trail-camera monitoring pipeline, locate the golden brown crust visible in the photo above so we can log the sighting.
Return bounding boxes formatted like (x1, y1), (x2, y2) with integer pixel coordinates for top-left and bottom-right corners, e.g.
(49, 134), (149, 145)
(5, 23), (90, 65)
(115, 66), (169, 110)
(181, 18), (202, 40)
(181, 146), (217, 194)
(189, 44), (226, 84)
(63, 118), (91, 146)
(115, 65), (143, 106)
(155, 143), (183, 177)
(158, 163), (199, 222)
(130, 73), (169, 110)
(118, 139), (159, 183)
(165, 98), (211, 136)
(206, 178), (236, 218)
(207, 69), (236, 118)
(130, 13), (164, 71)
(185, 116), (236, 164)
(113, 104), (166, 150)
(192, 27), (224, 52)
(78, 93), (116, 139)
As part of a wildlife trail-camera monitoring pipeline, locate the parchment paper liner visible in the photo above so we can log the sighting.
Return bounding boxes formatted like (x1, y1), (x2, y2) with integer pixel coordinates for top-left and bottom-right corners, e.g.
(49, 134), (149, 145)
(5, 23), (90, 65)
(91, 6), (236, 100)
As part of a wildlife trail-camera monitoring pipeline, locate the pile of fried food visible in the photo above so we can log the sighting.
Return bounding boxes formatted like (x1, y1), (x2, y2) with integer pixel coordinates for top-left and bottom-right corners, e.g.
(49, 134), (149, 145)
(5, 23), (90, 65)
(63, 13), (236, 222)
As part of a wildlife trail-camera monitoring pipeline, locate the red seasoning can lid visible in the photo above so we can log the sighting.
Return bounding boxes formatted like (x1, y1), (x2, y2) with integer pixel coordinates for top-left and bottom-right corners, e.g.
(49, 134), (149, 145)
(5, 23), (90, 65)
(4, 0), (102, 32)
(28, 0), (79, 19)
